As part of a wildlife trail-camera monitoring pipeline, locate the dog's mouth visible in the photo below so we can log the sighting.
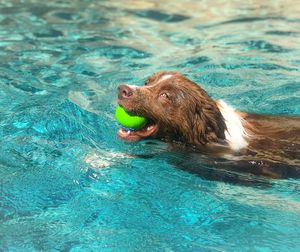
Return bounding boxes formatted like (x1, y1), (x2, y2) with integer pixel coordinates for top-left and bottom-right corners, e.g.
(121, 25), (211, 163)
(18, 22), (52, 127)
(117, 122), (158, 141)
(116, 102), (158, 141)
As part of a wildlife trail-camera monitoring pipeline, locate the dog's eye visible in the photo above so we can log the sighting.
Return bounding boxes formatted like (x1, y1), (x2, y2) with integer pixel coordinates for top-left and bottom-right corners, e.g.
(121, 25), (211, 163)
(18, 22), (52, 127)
(160, 92), (170, 99)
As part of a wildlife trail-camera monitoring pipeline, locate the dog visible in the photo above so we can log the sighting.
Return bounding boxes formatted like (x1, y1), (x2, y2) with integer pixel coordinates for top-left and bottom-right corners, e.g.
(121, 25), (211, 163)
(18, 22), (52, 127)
(117, 71), (300, 179)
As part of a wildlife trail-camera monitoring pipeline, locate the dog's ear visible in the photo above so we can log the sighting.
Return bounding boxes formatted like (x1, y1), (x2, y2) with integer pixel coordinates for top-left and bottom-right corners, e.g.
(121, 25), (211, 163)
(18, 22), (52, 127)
(184, 89), (227, 145)
(201, 101), (227, 140)
(184, 102), (207, 145)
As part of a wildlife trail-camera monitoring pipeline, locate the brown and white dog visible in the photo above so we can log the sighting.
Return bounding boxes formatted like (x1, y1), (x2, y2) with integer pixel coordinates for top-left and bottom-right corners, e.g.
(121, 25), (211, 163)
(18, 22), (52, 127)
(117, 71), (300, 178)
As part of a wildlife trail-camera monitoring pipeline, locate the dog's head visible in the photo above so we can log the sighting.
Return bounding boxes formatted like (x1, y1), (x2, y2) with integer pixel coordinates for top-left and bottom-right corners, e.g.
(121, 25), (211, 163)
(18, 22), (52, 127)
(117, 71), (226, 145)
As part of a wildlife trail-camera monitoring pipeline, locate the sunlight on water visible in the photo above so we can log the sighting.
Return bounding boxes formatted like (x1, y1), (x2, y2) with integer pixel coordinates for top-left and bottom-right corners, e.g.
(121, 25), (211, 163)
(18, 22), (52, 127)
(0, 0), (300, 251)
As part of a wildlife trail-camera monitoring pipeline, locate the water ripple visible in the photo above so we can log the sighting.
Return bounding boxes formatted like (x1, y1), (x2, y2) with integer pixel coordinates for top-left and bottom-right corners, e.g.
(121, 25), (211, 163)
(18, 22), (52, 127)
(130, 9), (190, 23)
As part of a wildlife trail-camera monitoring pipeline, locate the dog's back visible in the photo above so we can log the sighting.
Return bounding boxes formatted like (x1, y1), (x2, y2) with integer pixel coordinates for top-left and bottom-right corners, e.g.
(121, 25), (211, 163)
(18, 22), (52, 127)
(241, 113), (300, 174)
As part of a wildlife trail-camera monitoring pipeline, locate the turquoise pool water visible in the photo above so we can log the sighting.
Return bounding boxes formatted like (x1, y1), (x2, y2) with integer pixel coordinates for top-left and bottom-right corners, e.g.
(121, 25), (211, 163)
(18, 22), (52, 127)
(1, 0), (300, 251)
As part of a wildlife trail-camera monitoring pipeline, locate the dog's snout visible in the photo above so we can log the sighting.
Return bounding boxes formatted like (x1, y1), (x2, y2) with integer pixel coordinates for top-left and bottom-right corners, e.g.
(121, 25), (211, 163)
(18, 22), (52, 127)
(118, 85), (134, 99)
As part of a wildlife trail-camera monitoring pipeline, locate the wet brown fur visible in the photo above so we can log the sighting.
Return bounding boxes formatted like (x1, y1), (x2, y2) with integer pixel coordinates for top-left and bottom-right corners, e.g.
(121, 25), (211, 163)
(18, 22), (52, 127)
(119, 72), (227, 145)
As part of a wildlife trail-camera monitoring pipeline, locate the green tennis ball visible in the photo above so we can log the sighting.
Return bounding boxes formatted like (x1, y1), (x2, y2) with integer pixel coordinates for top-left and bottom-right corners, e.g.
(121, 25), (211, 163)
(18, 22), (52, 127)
(115, 105), (147, 130)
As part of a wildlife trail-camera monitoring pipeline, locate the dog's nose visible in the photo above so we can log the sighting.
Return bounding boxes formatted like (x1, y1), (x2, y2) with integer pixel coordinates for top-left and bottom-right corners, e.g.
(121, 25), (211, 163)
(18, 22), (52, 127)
(118, 85), (133, 99)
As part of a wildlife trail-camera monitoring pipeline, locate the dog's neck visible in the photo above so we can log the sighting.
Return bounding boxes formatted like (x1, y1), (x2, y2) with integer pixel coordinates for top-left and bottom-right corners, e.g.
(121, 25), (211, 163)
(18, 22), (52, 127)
(217, 100), (248, 151)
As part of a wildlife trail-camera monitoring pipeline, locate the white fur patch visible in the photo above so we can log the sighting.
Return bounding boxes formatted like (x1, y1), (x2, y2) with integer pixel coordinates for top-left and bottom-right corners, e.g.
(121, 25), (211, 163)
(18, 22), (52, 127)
(217, 100), (248, 151)
(157, 74), (173, 83)
(127, 85), (138, 89)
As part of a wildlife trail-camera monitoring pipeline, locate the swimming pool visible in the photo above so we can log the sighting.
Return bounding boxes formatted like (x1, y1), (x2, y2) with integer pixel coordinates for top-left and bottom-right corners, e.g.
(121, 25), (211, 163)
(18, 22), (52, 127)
(1, 0), (300, 250)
